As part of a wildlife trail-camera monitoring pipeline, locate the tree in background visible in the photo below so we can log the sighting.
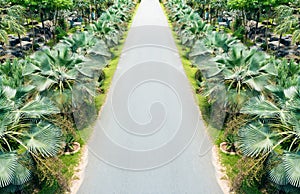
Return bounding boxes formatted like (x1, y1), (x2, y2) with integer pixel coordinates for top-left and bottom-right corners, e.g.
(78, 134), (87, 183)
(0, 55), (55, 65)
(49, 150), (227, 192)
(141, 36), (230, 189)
(274, 5), (297, 50)
(0, 1), (26, 46)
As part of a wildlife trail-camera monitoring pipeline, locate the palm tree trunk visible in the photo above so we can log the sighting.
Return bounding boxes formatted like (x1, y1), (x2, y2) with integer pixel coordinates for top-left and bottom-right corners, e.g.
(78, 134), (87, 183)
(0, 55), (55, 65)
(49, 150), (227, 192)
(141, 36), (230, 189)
(18, 33), (22, 49)
(216, 9), (218, 24)
(40, 9), (46, 36)
(255, 10), (260, 30)
(95, 3), (98, 19)
(265, 10), (271, 51)
(53, 8), (58, 42)
(31, 19), (35, 51)
(242, 9), (248, 42)
(265, 24), (268, 51)
(209, 6), (212, 24)
(255, 9), (260, 37)
(278, 33), (282, 51)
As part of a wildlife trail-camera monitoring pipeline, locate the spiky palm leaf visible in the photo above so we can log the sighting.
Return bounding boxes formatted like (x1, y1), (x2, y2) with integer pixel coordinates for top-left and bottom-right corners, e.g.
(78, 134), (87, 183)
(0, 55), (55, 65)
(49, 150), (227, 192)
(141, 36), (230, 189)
(203, 32), (237, 54)
(61, 31), (98, 54)
(86, 41), (111, 65)
(0, 152), (33, 189)
(16, 96), (60, 119)
(89, 11), (122, 47)
(214, 45), (275, 93)
(292, 30), (300, 44)
(241, 96), (285, 120)
(0, 59), (24, 88)
(0, 29), (7, 43)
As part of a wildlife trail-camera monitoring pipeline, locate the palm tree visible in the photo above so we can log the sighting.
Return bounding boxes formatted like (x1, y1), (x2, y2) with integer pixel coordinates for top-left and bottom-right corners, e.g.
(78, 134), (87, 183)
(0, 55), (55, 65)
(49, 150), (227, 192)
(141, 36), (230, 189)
(190, 31), (237, 64)
(274, 5), (297, 51)
(165, 0), (191, 23)
(238, 58), (300, 190)
(189, 32), (238, 101)
(25, 44), (107, 115)
(88, 0), (135, 47)
(60, 31), (111, 64)
(25, 46), (81, 93)
(192, 44), (276, 114)
(88, 13), (121, 47)
(0, 59), (61, 190)
(239, 91), (300, 189)
(180, 16), (211, 47)
(0, 5), (26, 48)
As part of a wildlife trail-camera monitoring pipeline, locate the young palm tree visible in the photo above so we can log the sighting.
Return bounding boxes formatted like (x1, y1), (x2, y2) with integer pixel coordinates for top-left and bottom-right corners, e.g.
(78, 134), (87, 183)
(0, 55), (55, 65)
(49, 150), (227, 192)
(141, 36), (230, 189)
(0, 59), (61, 190)
(88, 14), (121, 47)
(179, 15), (211, 47)
(0, 5), (26, 48)
(274, 5), (297, 50)
(239, 90), (300, 189)
(192, 43), (276, 114)
(238, 58), (300, 190)
(60, 31), (111, 64)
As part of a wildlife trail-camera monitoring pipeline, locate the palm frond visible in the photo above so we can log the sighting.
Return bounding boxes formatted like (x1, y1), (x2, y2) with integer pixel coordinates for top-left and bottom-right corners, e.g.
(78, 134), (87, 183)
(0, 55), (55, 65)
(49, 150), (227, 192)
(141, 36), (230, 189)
(16, 96), (60, 119)
(269, 157), (288, 186)
(283, 153), (300, 187)
(0, 153), (17, 188)
(241, 96), (285, 121)
(24, 122), (62, 157)
(238, 122), (277, 157)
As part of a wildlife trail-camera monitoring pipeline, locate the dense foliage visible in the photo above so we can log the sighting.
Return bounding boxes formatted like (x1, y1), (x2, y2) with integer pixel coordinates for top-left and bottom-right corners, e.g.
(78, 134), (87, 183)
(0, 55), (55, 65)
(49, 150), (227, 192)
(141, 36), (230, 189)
(0, 0), (136, 192)
(165, 0), (300, 193)
(185, 0), (299, 44)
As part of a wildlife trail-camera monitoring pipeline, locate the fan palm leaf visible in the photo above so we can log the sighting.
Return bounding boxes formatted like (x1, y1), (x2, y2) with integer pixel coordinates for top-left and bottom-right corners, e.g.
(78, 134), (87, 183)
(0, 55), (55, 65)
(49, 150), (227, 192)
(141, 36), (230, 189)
(11, 158), (31, 185)
(24, 121), (62, 157)
(238, 122), (277, 157)
(283, 153), (300, 187)
(269, 157), (289, 186)
(0, 152), (17, 188)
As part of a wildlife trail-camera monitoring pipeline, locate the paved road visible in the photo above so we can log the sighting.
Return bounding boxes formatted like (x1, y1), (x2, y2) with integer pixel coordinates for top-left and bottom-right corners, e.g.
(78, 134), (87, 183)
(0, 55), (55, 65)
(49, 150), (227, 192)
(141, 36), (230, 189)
(77, 0), (223, 193)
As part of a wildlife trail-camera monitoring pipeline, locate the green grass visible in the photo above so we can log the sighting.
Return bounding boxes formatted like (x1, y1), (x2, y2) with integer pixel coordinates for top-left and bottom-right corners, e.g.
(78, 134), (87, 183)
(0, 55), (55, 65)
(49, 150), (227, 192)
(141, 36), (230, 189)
(94, 44), (123, 111)
(38, 136), (84, 194)
(37, 182), (60, 194)
(219, 151), (240, 184)
(60, 151), (82, 180)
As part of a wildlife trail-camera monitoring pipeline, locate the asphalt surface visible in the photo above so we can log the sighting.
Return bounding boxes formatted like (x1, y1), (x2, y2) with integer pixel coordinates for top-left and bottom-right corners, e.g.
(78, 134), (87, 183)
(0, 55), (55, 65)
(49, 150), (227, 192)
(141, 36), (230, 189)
(77, 0), (223, 193)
